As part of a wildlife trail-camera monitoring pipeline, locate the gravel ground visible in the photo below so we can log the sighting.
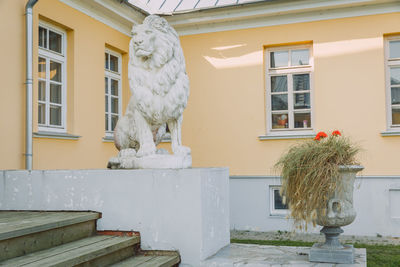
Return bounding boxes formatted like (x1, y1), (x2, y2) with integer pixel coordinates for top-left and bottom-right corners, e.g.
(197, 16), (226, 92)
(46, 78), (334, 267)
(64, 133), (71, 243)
(231, 230), (400, 246)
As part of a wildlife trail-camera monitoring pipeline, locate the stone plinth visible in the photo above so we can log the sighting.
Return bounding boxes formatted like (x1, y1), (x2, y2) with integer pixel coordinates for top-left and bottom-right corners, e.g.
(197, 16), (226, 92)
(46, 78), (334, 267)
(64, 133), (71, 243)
(0, 168), (230, 266)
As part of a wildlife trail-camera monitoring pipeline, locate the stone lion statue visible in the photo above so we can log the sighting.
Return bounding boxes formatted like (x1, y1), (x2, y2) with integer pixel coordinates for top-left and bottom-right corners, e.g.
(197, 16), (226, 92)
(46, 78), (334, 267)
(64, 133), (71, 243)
(108, 15), (191, 169)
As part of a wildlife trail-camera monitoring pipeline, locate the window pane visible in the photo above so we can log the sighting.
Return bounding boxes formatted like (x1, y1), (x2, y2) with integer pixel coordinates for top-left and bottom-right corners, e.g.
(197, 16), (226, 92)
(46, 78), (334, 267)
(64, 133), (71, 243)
(390, 41), (400, 59)
(49, 31), (62, 53)
(392, 108), (400, 125)
(105, 114), (109, 131)
(294, 93), (310, 109)
(294, 112), (311, 128)
(111, 97), (119, 113)
(105, 77), (108, 94)
(110, 55), (119, 72)
(50, 61), (62, 82)
(390, 68), (400, 85)
(270, 51), (288, 68)
(111, 115), (118, 131)
(38, 103), (45, 124)
(391, 87), (400, 105)
(105, 96), (108, 112)
(38, 57), (46, 79)
(50, 106), (61, 126)
(274, 189), (288, 210)
(111, 79), (119, 96)
(39, 27), (47, 48)
(293, 74), (310, 91)
(271, 76), (287, 92)
(272, 114), (288, 129)
(50, 83), (62, 104)
(271, 94), (288, 111)
(291, 49), (309, 66)
(105, 53), (109, 70)
(38, 81), (46, 101)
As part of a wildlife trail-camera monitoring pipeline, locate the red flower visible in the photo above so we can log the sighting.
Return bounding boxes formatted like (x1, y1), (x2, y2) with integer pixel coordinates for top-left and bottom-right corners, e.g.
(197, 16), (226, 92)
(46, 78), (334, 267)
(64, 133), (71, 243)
(314, 131), (328, 141)
(332, 130), (341, 136)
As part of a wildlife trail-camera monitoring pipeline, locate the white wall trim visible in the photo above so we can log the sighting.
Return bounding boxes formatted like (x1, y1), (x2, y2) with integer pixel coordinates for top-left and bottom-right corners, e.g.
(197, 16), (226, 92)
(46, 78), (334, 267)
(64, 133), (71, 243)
(57, 0), (399, 37)
(58, 0), (145, 36)
(230, 175), (400, 180)
(164, 1), (400, 36)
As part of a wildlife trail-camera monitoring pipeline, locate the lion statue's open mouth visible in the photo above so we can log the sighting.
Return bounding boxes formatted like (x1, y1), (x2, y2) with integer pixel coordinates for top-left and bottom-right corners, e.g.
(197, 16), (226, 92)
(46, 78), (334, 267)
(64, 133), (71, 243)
(108, 15), (191, 169)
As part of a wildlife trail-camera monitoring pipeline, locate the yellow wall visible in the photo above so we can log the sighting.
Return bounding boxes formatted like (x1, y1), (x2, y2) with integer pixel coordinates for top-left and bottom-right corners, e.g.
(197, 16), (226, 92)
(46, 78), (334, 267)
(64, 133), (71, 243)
(1, 0), (399, 175)
(0, 0), (130, 170)
(179, 12), (400, 176)
(0, 0), (26, 169)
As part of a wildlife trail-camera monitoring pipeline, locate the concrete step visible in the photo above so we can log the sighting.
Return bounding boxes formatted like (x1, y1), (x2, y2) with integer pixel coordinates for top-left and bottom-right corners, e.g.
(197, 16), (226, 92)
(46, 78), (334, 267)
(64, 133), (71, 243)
(111, 254), (180, 267)
(0, 234), (140, 267)
(0, 211), (100, 261)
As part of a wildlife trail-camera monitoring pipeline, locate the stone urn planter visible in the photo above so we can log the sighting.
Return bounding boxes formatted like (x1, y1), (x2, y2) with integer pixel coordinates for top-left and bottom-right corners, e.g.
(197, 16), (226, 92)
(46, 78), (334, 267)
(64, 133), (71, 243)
(275, 131), (362, 264)
(309, 165), (364, 264)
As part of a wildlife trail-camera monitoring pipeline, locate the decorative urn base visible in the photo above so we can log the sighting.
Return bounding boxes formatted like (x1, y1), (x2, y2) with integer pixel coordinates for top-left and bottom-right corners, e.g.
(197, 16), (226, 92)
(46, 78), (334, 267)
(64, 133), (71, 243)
(309, 165), (364, 264)
(309, 226), (355, 264)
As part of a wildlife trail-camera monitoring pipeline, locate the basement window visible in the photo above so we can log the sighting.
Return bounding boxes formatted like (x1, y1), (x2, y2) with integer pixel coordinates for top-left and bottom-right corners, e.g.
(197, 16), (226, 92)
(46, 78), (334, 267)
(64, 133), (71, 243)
(269, 186), (289, 216)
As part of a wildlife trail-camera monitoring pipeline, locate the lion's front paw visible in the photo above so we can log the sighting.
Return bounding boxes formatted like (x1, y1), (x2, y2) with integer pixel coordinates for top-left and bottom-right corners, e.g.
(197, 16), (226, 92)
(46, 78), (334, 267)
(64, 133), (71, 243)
(173, 145), (191, 156)
(118, 148), (137, 158)
(107, 157), (121, 169)
(136, 143), (156, 158)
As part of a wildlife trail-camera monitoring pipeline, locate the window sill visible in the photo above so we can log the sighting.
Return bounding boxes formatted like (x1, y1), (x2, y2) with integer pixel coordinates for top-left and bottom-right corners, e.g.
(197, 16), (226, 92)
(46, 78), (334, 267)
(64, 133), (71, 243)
(381, 130), (400, 137)
(160, 133), (171, 143)
(259, 132), (315, 140)
(33, 131), (81, 140)
(269, 213), (289, 218)
(102, 136), (114, 143)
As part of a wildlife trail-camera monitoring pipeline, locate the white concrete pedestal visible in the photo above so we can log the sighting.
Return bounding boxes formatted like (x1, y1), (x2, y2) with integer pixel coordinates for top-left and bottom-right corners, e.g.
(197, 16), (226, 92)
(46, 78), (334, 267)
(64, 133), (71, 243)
(0, 168), (230, 266)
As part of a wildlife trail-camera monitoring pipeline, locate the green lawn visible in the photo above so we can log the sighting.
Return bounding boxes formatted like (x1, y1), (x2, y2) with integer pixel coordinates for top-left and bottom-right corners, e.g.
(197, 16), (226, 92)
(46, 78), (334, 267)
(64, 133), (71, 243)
(231, 239), (400, 267)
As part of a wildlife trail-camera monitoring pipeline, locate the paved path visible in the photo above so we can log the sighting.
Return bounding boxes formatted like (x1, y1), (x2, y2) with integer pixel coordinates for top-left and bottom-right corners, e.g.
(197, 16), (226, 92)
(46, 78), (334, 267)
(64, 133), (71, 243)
(202, 244), (366, 266)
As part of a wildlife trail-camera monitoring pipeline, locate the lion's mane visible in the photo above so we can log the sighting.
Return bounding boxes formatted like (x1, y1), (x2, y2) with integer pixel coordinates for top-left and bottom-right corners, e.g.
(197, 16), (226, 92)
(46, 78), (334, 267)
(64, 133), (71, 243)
(128, 15), (189, 124)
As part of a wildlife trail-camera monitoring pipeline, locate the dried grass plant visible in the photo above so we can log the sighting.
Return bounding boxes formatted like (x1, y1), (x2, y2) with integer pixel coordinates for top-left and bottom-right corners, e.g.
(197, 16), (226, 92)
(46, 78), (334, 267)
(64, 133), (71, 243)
(275, 131), (360, 229)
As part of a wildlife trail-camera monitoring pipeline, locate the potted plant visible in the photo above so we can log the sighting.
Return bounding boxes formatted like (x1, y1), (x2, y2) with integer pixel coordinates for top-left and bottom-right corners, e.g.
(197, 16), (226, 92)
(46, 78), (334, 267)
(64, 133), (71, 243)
(275, 130), (363, 264)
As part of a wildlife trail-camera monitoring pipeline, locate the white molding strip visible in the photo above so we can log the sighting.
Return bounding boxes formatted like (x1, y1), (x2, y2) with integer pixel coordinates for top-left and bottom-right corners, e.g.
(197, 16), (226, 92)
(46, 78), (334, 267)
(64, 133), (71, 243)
(58, 0), (145, 36)
(230, 175), (400, 180)
(164, 0), (400, 36)
(33, 131), (81, 140)
(259, 134), (315, 140)
(381, 131), (400, 137)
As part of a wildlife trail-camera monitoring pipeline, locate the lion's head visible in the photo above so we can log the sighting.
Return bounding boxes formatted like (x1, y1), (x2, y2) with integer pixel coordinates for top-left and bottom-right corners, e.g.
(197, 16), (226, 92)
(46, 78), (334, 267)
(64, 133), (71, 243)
(130, 15), (181, 69)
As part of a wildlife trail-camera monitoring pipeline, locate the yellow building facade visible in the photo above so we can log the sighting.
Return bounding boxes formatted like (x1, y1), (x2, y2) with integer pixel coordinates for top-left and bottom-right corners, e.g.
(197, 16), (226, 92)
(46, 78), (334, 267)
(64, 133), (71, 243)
(1, 0), (400, 177)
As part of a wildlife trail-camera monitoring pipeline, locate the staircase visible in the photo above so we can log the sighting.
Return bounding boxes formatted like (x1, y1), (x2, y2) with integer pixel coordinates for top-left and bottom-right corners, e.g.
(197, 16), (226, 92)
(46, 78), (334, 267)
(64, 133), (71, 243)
(0, 211), (180, 266)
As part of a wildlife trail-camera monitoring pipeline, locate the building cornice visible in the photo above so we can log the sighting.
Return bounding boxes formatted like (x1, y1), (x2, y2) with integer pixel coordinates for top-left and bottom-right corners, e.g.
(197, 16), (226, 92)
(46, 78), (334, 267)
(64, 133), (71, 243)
(162, 0), (400, 36)
(58, 0), (146, 36)
(58, 0), (400, 36)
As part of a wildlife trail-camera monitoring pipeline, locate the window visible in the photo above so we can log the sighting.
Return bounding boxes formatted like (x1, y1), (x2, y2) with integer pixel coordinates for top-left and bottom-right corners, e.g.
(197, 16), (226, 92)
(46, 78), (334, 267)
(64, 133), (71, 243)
(266, 45), (313, 135)
(105, 50), (122, 136)
(385, 36), (400, 129)
(38, 23), (66, 132)
(269, 186), (288, 216)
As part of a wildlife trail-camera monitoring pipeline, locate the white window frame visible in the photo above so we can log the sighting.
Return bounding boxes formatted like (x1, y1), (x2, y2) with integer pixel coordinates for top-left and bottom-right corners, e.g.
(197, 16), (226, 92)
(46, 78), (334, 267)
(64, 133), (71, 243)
(269, 186), (289, 217)
(105, 49), (122, 137)
(38, 21), (67, 133)
(265, 44), (314, 137)
(385, 36), (400, 130)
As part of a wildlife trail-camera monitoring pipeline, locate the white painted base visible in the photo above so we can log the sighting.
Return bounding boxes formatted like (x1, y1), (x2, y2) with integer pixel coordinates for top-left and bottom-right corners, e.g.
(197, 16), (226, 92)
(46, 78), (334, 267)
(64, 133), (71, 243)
(230, 176), (400, 237)
(0, 168), (230, 266)
(108, 154), (192, 169)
